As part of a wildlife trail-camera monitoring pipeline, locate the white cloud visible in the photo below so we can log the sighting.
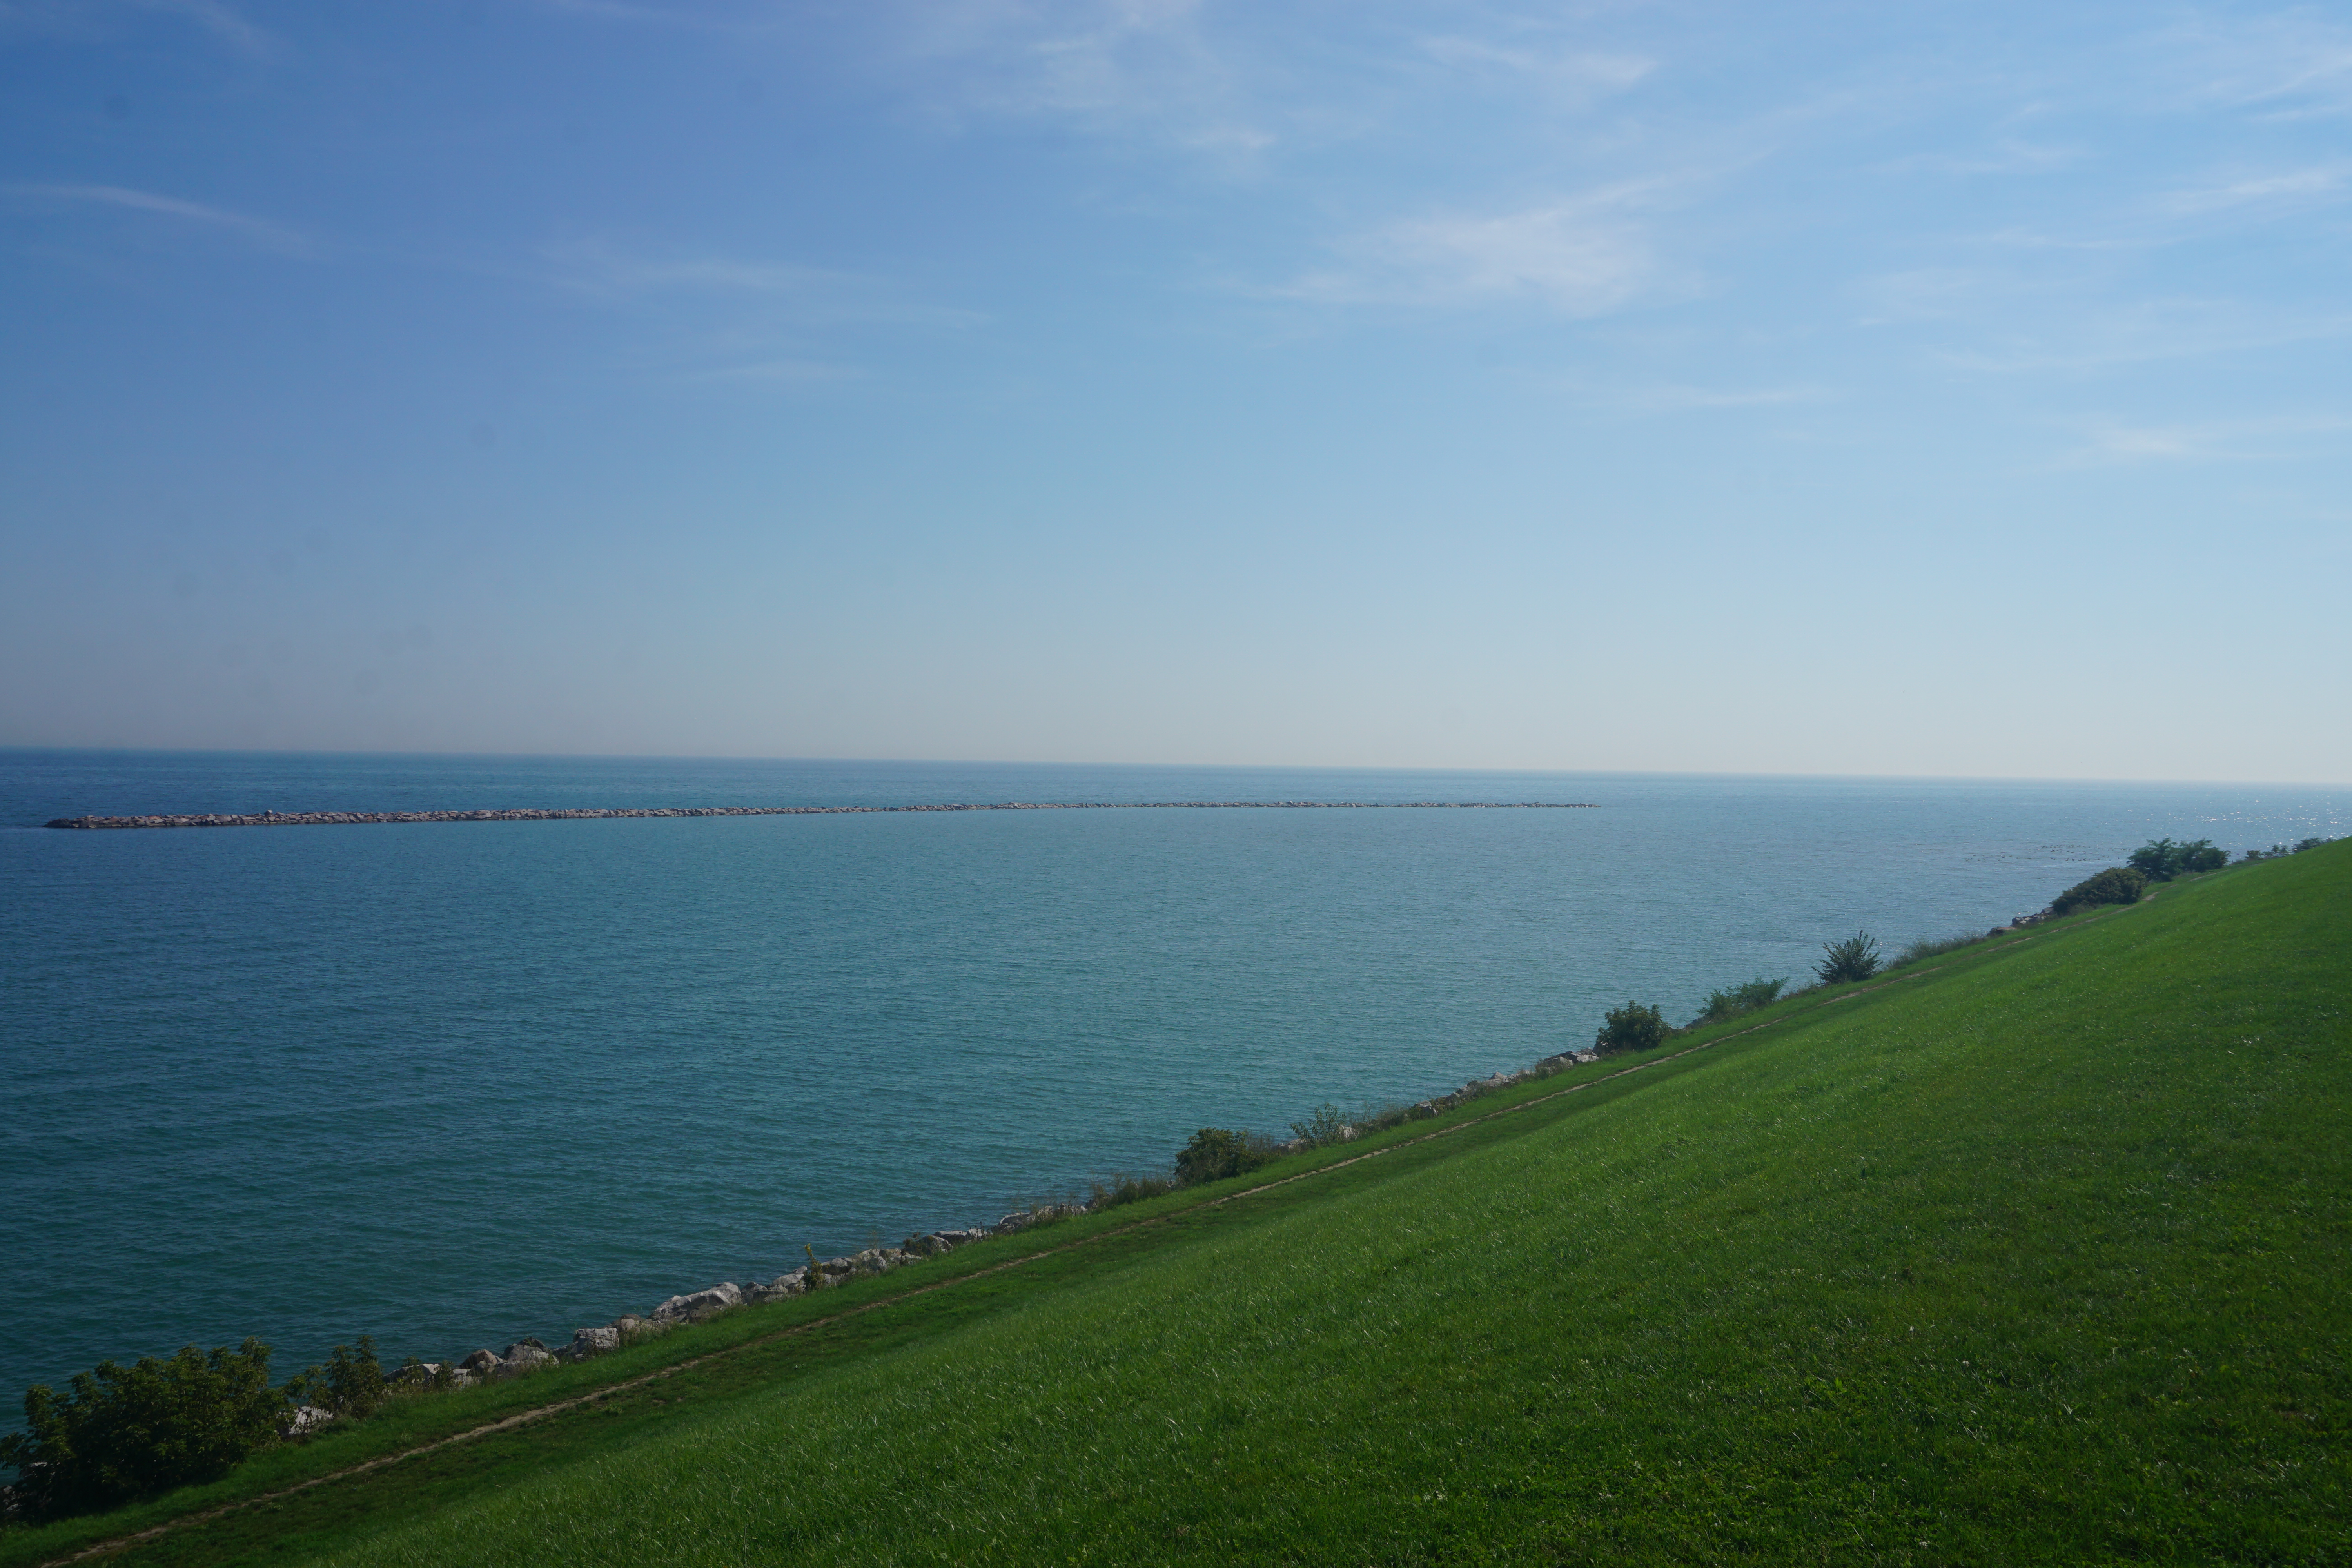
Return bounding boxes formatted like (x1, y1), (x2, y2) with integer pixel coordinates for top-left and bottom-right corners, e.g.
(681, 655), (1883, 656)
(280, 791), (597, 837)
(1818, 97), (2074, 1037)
(134, 0), (269, 53)
(2159, 165), (2347, 214)
(543, 241), (859, 298)
(2066, 412), (2352, 464)
(539, 240), (985, 328)
(2161, 10), (2352, 117)
(1286, 185), (1671, 314)
(880, 0), (1267, 153)
(0, 0), (274, 54)
(1616, 384), (1831, 413)
(1942, 301), (2352, 373)
(1855, 266), (2010, 324)
(4, 183), (309, 253)
(681, 358), (867, 384)
(1416, 34), (1653, 96)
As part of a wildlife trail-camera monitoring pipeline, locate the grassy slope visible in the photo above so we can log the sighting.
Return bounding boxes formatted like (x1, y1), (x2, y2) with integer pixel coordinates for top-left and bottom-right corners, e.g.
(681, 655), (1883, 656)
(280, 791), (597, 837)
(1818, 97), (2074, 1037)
(18, 846), (2349, 1565)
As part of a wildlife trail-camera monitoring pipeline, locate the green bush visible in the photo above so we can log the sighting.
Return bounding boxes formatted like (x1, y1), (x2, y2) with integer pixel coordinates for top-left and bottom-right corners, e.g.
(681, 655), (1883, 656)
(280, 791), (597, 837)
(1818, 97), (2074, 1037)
(1695, 977), (1786, 1024)
(2128, 838), (2226, 881)
(2050, 866), (2149, 915)
(1891, 932), (1978, 967)
(1289, 1103), (1349, 1147)
(0, 1339), (285, 1521)
(1086, 1172), (1178, 1209)
(1175, 1128), (1273, 1185)
(1814, 931), (1880, 985)
(286, 1336), (387, 1421)
(2241, 837), (2334, 863)
(1594, 1001), (1670, 1055)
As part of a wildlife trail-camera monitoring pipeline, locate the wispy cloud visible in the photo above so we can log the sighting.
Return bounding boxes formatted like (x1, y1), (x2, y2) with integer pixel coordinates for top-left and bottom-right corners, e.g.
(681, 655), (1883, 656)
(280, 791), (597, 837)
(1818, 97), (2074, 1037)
(522, 0), (756, 28)
(0, 0), (275, 54)
(543, 241), (860, 299)
(134, 0), (270, 53)
(2161, 9), (2352, 118)
(1283, 183), (1677, 315)
(1615, 384), (1832, 413)
(2065, 412), (2352, 464)
(2159, 165), (2347, 214)
(539, 240), (982, 328)
(1877, 138), (2088, 178)
(1416, 34), (1653, 96)
(1942, 300), (2352, 373)
(5, 182), (309, 253)
(679, 357), (868, 385)
(881, 0), (1270, 155)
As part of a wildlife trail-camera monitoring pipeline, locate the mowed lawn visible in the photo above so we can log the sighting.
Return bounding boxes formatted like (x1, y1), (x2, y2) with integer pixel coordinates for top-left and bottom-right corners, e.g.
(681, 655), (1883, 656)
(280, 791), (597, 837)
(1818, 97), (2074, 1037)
(293, 844), (2348, 1566)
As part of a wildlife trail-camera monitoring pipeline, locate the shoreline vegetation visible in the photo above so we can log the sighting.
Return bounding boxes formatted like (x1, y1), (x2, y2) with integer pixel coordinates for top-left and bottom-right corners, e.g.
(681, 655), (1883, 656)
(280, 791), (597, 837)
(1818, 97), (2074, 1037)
(42, 800), (1600, 830)
(1, 833), (2336, 1535)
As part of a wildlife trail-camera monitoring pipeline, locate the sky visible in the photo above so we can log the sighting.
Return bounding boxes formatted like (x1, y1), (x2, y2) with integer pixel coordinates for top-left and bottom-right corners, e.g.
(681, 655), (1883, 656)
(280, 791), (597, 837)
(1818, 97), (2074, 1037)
(1, 0), (2346, 782)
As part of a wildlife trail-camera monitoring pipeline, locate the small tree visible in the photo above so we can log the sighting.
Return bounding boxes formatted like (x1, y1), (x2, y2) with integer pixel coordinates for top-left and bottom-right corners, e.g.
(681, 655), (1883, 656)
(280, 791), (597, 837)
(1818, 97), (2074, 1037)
(0, 1339), (285, 1521)
(285, 1336), (387, 1422)
(1594, 1001), (1669, 1055)
(1289, 1103), (1348, 1147)
(2127, 838), (2178, 880)
(2179, 839), (2226, 873)
(2127, 838), (2226, 881)
(1696, 976), (1786, 1024)
(1174, 1128), (1270, 1185)
(1815, 931), (1880, 985)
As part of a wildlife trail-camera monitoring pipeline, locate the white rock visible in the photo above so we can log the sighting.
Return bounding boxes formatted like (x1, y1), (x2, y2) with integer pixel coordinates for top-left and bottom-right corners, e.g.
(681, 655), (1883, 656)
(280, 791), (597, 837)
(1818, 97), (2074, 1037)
(651, 1283), (745, 1323)
(280, 1405), (338, 1439)
(492, 1345), (557, 1380)
(561, 1326), (620, 1362)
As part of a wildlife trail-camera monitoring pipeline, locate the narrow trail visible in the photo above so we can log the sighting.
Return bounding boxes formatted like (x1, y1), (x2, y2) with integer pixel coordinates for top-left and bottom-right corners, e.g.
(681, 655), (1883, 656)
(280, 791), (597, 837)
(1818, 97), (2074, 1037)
(36, 917), (2114, 1568)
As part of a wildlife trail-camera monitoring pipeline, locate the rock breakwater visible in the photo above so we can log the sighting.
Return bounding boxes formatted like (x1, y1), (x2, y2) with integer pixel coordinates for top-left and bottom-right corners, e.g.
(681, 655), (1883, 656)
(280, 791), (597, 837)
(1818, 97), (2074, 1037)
(47, 800), (1599, 830)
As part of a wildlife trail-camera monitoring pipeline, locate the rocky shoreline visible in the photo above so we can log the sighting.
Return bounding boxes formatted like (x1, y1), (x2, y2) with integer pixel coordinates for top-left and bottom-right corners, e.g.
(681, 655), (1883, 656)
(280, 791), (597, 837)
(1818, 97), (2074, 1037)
(352, 1045), (1608, 1418)
(47, 800), (1599, 830)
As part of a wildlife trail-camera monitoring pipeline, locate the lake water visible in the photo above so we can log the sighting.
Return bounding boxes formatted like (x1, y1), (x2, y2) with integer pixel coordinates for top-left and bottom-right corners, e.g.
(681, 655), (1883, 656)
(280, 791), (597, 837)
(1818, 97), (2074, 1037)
(1, 750), (2342, 1422)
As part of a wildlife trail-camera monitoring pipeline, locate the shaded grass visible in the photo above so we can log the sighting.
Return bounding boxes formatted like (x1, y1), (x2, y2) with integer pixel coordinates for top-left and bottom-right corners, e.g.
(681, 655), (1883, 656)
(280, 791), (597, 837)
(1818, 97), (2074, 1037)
(16, 848), (2347, 1564)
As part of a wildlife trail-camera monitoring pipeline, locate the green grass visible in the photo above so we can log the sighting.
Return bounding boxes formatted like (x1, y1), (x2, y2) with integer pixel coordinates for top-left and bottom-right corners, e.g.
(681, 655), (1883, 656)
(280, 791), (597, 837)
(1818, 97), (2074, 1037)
(10, 847), (2346, 1565)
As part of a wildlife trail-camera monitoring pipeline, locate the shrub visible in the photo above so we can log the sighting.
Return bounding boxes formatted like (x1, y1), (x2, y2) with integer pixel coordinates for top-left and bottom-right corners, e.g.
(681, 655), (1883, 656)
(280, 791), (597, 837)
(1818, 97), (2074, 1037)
(2050, 866), (2149, 916)
(1594, 1001), (1670, 1055)
(0, 1339), (285, 1521)
(1174, 1128), (1273, 1185)
(2128, 838), (2226, 881)
(1814, 931), (1880, 985)
(2237, 838), (2329, 862)
(1695, 977), (1786, 1024)
(1891, 933), (1977, 967)
(286, 1336), (386, 1422)
(1085, 1172), (1178, 1209)
(1289, 1103), (1349, 1147)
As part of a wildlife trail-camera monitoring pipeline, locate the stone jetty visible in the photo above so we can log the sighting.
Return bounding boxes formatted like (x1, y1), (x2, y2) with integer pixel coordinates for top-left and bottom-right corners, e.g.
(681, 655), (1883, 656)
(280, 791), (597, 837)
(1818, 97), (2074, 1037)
(47, 800), (1599, 830)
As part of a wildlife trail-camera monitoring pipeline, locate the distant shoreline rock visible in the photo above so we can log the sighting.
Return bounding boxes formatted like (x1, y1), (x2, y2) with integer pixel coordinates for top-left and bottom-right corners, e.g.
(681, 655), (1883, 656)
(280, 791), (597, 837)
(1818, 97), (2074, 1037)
(45, 801), (1600, 830)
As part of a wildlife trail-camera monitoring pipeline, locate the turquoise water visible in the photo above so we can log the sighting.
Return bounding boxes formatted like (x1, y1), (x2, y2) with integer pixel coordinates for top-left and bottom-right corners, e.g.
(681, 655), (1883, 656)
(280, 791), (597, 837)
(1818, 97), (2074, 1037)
(1, 750), (2342, 1423)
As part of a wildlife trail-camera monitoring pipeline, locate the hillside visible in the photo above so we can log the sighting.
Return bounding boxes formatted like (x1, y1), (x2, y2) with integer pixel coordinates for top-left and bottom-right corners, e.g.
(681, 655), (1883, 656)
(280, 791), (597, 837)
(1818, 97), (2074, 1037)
(9, 844), (2346, 1566)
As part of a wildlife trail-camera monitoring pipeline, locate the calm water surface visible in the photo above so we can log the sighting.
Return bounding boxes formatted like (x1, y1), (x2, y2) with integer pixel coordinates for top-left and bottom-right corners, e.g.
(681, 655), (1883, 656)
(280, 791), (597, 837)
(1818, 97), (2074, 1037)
(1, 750), (2342, 1420)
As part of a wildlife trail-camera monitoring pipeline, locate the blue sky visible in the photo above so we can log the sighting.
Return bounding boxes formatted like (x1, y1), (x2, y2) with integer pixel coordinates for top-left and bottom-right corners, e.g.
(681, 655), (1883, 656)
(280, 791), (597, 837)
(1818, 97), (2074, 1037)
(2, 0), (2346, 780)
